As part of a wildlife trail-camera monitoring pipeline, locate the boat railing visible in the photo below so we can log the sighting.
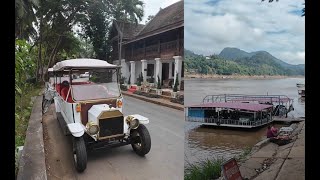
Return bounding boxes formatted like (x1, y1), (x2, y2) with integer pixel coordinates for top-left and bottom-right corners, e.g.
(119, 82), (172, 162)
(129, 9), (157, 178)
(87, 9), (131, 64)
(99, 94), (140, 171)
(186, 117), (272, 127)
(202, 94), (293, 112)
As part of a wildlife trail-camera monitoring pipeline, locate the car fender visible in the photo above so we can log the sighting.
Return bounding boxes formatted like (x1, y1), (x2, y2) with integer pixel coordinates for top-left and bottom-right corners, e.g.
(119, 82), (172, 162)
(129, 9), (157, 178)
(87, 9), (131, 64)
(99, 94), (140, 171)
(67, 123), (85, 137)
(127, 114), (149, 124)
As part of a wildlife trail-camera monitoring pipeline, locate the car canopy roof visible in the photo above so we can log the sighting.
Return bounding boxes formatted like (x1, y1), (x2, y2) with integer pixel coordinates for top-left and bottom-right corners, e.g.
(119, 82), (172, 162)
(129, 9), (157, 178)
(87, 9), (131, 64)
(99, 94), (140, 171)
(52, 58), (120, 71)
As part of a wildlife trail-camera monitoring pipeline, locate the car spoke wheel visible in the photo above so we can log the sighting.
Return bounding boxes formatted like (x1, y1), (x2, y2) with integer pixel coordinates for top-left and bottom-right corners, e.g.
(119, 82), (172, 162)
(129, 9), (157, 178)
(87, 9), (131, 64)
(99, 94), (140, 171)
(130, 124), (151, 156)
(72, 137), (87, 172)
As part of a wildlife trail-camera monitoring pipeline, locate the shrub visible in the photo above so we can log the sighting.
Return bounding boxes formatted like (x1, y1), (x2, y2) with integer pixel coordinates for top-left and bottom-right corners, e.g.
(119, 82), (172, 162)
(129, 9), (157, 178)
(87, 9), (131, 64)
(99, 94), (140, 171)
(120, 84), (127, 91)
(184, 158), (225, 180)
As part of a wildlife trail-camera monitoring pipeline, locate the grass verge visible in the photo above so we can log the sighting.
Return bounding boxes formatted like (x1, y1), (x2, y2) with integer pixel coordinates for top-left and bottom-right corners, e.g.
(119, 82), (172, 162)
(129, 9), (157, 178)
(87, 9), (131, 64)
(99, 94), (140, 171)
(185, 147), (251, 180)
(184, 158), (225, 180)
(15, 83), (43, 177)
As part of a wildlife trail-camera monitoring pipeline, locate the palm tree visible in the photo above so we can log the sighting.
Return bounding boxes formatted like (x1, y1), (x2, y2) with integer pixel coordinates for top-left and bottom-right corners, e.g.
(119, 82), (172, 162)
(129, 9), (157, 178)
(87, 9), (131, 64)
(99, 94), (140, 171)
(113, 0), (144, 24)
(15, 0), (39, 39)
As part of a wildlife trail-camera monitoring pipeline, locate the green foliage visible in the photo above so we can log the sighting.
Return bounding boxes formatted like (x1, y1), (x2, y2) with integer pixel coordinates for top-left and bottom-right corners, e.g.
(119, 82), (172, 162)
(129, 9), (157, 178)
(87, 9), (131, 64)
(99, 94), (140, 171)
(185, 49), (304, 76)
(79, 0), (145, 61)
(157, 75), (161, 89)
(112, 0), (144, 24)
(173, 73), (179, 92)
(15, 39), (37, 95)
(185, 158), (225, 180)
(15, 0), (39, 39)
(120, 84), (127, 91)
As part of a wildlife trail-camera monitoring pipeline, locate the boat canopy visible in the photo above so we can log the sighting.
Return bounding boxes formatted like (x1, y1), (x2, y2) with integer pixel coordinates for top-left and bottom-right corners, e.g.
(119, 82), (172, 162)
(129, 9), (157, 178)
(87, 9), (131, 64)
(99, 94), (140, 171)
(52, 58), (120, 71)
(48, 68), (53, 72)
(188, 102), (273, 112)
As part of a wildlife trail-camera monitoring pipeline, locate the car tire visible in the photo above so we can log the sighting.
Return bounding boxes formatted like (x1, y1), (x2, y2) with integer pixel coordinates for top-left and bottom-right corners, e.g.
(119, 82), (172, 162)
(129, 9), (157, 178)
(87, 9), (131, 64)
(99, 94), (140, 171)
(73, 137), (87, 172)
(130, 124), (151, 156)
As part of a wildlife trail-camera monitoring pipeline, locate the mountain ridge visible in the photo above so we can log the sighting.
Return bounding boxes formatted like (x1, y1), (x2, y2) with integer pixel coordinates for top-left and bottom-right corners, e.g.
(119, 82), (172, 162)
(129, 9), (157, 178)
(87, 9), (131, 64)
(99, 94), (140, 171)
(184, 48), (305, 76)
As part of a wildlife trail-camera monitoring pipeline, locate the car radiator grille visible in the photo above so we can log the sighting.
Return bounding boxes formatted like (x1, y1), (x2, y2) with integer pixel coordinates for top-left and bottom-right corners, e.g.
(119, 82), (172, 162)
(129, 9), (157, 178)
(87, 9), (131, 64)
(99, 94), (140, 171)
(99, 116), (124, 138)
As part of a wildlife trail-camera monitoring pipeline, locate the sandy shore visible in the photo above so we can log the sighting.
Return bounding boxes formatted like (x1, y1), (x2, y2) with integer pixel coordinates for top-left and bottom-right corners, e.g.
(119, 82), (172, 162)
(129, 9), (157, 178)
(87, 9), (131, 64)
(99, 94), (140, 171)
(184, 74), (304, 80)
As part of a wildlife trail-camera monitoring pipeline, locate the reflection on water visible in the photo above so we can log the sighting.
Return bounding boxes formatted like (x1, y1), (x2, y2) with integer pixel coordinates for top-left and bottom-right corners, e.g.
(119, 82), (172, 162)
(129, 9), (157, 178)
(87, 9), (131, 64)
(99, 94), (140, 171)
(184, 78), (305, 165)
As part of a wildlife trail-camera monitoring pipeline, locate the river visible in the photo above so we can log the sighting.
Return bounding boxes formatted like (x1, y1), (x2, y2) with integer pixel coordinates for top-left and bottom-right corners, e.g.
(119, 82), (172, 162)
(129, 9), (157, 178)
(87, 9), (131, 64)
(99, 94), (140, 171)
(184, 77), (305, 166)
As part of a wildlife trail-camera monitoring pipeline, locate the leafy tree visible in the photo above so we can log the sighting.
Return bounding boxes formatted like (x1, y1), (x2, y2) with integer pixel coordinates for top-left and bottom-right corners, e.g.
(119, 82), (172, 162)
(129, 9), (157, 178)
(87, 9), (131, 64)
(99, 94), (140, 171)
(145, 15), (154, 24)
(79, 0), (144, 61)
(112, 0), (144, 24)
(15, 0), (39, 39)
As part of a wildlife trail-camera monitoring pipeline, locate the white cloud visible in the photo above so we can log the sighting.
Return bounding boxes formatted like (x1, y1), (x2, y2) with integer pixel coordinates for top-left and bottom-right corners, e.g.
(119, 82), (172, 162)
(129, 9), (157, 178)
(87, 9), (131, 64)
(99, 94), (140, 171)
(141, 0), (181, 24)
(278, 51), (305, 65)
(185, 0), (305, 65)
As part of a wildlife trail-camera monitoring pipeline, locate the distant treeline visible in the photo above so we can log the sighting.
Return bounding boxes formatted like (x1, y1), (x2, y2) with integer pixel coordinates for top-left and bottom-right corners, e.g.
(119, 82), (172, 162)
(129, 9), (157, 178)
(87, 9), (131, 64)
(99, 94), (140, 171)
(184, 49), (305, 76)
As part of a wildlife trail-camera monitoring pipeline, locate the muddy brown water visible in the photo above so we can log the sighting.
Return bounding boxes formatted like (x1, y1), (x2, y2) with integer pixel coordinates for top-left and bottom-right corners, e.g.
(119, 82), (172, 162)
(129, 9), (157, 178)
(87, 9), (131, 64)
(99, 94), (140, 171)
(184, 77), (305, 165)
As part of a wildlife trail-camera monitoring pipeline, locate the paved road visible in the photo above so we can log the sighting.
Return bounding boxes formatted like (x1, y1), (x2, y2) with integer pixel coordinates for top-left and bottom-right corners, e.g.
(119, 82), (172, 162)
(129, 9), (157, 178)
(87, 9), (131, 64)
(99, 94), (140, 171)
(43, 95), (184, 180)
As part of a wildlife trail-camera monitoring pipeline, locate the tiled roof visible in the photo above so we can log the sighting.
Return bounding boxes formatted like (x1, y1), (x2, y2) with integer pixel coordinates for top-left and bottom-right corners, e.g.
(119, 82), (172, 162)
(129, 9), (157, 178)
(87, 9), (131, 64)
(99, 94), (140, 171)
(136, 0), (183, 38)
(113, 0), (183, 41)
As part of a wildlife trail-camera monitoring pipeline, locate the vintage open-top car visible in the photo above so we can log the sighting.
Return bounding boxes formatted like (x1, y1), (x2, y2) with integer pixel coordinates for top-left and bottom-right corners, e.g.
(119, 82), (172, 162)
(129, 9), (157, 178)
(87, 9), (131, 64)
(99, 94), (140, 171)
(44, 58), (151, 172)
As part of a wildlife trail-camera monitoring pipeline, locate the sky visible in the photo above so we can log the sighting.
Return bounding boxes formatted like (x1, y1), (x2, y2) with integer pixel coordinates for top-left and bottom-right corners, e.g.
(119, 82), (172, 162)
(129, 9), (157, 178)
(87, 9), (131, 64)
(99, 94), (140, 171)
(141, 0), (181, 24)
(185, 0), (305, 65)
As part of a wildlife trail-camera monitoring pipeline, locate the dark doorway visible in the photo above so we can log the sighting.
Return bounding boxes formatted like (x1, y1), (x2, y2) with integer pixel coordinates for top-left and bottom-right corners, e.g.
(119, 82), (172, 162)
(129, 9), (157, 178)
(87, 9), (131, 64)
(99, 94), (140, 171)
(182, 61), (184, 77)
(162, 63), (169, 81)
(172, 62), (175, 77)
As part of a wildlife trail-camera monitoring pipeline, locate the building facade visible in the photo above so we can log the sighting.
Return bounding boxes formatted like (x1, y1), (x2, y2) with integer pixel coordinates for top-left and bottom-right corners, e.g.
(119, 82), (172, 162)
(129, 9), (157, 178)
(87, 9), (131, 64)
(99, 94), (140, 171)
(109, 1), (184, 89)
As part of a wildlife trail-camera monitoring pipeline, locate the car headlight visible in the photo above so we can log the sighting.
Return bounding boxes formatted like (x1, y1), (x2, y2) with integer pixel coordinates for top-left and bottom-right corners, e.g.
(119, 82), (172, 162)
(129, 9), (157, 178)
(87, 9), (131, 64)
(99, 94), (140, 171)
(117, 99), (123, 108)
(126, 116), (139, 129)
(129, 119), (139, 129)
(86, 121), (99, 135)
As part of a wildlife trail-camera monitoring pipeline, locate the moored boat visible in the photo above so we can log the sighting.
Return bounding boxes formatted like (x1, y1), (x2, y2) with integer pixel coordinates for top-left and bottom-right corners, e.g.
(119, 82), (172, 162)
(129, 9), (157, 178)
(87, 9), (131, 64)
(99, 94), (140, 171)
(185, 94), (295, 128)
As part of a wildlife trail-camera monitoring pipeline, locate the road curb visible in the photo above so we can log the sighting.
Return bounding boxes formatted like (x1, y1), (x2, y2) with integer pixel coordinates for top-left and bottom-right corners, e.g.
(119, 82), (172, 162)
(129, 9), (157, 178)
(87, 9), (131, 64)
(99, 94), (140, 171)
(17, 96), (47, 180)
(122, 91), (184, 111)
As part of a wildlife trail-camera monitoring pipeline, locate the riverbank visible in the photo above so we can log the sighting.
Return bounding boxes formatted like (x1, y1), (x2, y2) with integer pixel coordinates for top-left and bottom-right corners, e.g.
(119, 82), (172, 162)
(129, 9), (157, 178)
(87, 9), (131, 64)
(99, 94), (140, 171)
(237, 121), (305, 180)
(184, 74), (304, 80)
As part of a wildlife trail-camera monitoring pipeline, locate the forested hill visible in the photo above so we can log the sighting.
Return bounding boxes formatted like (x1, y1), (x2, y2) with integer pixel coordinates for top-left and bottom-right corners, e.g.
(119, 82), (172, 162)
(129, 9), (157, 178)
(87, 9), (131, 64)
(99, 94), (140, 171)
(184, 48), (305, 76)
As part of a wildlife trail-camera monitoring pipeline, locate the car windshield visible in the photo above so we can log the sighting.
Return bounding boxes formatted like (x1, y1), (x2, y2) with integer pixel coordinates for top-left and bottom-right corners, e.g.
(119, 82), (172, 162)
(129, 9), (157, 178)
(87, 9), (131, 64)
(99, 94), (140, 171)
(71, 69), (120, 101)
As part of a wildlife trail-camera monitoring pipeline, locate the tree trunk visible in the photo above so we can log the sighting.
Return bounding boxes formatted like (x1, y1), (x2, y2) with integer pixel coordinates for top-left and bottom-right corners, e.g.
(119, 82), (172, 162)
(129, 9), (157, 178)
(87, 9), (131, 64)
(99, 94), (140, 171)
(118, 24), (123, 66)
(36, 16), (43, 82)
(47, 36), (62, 69)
